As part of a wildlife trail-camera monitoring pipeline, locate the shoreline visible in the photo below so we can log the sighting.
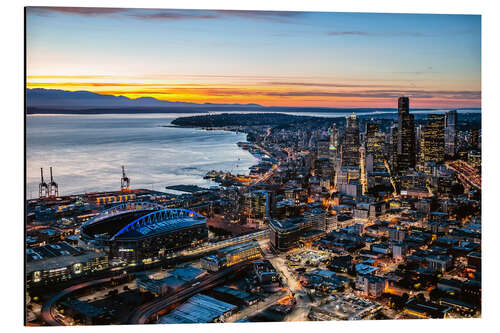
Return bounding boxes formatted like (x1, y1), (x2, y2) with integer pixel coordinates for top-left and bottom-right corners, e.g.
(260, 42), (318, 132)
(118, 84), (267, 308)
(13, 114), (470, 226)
(26, 117), (256, 197)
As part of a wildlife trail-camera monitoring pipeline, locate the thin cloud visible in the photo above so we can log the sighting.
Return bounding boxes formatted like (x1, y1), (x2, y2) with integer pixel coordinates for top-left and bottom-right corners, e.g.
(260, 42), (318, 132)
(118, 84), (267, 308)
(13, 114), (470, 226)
(327, 30), (432, 37)
(326, 29), (475, 38)
(265, 81), (405, 88)
(262, 89), (481, 100)
(129, 11), (218, 20)
(327, 31), (372, 36)
(29, 7), (305, 23)
(27, 82), (211, 88)
(28, 7), (128, 16)
(213, 10), (304, 23)
(78, 87), (481, 100)
(130, 9), (304, 23)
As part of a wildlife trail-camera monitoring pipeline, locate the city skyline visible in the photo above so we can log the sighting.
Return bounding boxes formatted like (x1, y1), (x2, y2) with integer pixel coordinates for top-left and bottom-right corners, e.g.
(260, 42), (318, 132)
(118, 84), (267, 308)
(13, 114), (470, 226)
(25, 7), (482, 326)
(26, 7), (481, 108)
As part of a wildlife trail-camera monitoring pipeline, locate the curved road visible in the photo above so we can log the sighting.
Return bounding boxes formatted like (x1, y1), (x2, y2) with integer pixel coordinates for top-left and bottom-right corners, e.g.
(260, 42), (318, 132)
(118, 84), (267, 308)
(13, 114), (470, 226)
(41, 276), (121, 326)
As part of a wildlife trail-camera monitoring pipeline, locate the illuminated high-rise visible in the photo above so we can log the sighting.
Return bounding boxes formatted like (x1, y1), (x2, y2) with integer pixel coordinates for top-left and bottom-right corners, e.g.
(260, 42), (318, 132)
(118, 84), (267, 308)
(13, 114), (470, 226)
(397, 97), (416, 172)
(390, 123), (399, 173)
(342, 114), (360, 167)
(365, 122), (385, 172)
(329, 123), (340, 165)
(445, 110), (458, 156)
(421, 114), (445, 164)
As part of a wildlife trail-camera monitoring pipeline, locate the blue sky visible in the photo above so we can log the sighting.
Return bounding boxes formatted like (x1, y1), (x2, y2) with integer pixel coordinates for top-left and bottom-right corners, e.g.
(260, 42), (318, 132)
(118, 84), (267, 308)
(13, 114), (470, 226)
(26, 7), (481, 107)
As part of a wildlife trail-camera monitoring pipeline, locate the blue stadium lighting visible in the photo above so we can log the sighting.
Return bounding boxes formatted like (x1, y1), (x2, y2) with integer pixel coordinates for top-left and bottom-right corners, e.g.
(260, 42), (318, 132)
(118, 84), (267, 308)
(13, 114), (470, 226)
(111, 208), (204, 240)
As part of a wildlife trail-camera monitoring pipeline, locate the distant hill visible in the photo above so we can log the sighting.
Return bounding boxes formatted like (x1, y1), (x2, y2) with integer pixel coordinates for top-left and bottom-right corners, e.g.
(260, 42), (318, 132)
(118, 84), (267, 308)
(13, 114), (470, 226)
(26, 88), (263, 110)
(26, 88), (480, 115)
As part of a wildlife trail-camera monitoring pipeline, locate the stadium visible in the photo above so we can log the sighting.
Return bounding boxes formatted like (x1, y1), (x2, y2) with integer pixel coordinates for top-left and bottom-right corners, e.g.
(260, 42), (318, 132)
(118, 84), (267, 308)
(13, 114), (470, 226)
(79, 202), (208, 264)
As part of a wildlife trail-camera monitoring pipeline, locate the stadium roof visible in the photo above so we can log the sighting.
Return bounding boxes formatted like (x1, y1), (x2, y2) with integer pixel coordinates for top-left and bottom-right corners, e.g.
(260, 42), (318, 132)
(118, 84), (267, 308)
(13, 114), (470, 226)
(117, 216), (205, 239)
(81, 207), (206, 241)
(111, 208), (206, 240)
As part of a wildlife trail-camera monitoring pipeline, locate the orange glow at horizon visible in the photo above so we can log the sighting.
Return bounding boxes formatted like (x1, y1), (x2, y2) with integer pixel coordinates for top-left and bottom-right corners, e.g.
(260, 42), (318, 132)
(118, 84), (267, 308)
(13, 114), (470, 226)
(26, 76), (481, 109)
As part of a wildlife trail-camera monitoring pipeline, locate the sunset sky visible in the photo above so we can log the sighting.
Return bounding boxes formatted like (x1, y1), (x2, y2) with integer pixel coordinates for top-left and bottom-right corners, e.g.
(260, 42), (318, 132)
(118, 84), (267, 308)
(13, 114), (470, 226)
(26, 7), (481, 108)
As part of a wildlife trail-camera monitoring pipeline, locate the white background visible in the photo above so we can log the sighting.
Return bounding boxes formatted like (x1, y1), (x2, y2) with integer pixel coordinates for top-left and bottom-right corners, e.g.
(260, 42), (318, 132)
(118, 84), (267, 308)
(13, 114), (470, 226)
(1, 0), (498, 332)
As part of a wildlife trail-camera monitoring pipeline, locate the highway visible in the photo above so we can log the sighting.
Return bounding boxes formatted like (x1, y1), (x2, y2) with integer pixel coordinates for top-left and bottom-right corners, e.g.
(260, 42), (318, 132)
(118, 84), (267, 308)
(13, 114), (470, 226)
(128, 262), (251, 324)
(446, 160), (481, 190)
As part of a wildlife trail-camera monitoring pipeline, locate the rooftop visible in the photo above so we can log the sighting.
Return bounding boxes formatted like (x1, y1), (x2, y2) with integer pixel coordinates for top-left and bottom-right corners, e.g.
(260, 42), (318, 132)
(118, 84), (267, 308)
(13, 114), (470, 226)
(159, 294), (236, 324)
(117, 216), (206, 239)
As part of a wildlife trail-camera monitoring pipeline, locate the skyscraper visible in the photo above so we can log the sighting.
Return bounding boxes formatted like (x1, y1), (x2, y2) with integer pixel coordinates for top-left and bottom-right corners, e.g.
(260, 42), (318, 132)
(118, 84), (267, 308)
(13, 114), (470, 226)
(445, 110), (458, 157)
(365, 122), (385, 172)
(415, 124), (422, 160)
(421, 114), (445, 164)
(366, 122), (378, 139)
(470, 128), (480, 150)
(390, 123), (399, 173)
(317, 137), (330, 160)
(342, 114), (360, 167)
(397, 97), (416, 172)
(329, 123), (340, 169)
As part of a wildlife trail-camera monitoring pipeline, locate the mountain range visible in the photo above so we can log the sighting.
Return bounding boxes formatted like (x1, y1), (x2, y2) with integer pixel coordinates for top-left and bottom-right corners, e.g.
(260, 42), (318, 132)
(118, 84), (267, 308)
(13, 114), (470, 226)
(26, 88), (262, 110)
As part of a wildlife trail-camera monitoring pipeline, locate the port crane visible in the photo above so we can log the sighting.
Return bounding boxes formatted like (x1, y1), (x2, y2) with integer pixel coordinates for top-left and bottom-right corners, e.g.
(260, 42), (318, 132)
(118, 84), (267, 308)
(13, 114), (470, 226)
(121, 165), (130, 192)
(38, 168), (49, 198)
(48, 167), (59, 197)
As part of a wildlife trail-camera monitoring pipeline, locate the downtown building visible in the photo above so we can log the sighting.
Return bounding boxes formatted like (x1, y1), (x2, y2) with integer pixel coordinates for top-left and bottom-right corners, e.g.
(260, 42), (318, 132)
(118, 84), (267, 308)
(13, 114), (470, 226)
(390, 123), (399, 173)
(421, 114), (445, 164)
(342, 114), (361, 167)
(365, 122), (386, 172)
(329, 123), (340, 165)
(396, 97), (416, 172)
(242, 190), (274, 219)
(445, 110), (458, 157)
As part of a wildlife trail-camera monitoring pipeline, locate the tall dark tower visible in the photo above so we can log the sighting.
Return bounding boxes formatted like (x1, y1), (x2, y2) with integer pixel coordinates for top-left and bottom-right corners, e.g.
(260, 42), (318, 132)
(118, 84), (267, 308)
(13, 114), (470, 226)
(397, 97), (416, 172)
(341, 114), (360, 167)
(445, 110), (458, 157)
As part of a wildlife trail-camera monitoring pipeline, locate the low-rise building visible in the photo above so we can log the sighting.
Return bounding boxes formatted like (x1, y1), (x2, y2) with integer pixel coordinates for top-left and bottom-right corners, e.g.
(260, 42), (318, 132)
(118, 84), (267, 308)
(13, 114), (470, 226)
(201, 241), (262, 272)
(404, 298), (451, 319)
(355, 275), (386, 298)
(253, 260), (279, 284)
(26, 242), (109, 288)
(425, 254), (453, 272)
